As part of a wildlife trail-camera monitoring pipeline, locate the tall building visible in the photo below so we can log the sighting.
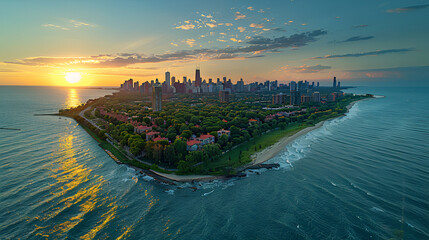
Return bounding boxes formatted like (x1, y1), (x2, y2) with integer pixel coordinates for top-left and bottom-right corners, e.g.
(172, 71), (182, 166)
(165, 71), (170, 87)
(133, 81), (139, 91)
(301, 95), (311, 103)
(333, 76), (337, 88)
(171, 76), (176, 85)
(195, 68), (201, 87)
(219, 90), (230, 103)
(272, 93), (288, 104)
(290, 81), (297, 91)
(290, 91), (300, 105)
(289, 81), (300, 105)
(338, 81), (341, 88)
(152, 85), (162, 112)
(312, 92), (321, 103)
(183, 76), (187, 83)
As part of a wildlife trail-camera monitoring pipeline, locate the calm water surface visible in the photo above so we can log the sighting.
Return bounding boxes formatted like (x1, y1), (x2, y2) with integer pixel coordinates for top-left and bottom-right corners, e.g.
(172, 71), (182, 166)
(0, 86), (428, 239)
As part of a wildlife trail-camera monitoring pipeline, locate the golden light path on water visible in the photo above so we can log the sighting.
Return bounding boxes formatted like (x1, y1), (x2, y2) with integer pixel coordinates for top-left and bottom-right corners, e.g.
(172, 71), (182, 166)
(64, 89), (81, 109)
(27, 87), (181, 239)
(32, 123), (118, 239)
(30, 120), (166, 239)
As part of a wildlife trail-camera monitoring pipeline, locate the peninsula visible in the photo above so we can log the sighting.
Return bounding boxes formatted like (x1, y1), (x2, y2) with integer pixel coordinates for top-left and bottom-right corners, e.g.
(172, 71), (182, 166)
(59, 75), (372, 183)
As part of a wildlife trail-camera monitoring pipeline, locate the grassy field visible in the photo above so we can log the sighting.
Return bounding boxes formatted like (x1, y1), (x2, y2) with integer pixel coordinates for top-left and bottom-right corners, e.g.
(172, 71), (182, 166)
(205, 123), (308, 173)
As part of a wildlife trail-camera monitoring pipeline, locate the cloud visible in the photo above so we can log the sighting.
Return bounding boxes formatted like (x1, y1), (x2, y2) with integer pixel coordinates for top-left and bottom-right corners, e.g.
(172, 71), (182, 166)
(343, 35), (374, 42)
(294, 64), (331, 73)
(311, 48), (412, 59)
(201, 14), (213, 18)
(237, 26), (246, 32)
(250, 23), (264, 28)
(270, 27), (286, 32)
(69, 19), (95, 28)
(230, 38), (242, 43)
(5, 30), (328, 68)
(206, 23), (217, 28)
(247, 7), (254, 11)
(235, 12), (246, 20)
(225, 23), (233, 26)
(247, 29), (327, 46)
(42, 19), (95, 30)
(42, 24), (69, 30)
(0, 69), (19, 72)
(175, 24), (195, 30)
(386, 4), (429, 13)
(185, 39), (196, 47)
(353, 24), (369, 28)
(170, 42), (178, 47)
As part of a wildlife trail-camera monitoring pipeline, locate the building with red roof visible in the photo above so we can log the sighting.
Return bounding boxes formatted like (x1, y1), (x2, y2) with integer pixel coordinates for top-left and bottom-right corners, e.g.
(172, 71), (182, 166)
(248, 118), (258, 125)
(146, 131), (160, 141)
(153, 136), (168, 142)
(134, 125), (152, 134)
(186, 139), (202, 151)
(197, 134), (215, 145)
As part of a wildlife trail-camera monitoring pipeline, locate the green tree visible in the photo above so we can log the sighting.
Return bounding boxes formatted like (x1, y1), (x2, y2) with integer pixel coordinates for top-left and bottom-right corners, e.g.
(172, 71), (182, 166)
(180, 130), (192, 139)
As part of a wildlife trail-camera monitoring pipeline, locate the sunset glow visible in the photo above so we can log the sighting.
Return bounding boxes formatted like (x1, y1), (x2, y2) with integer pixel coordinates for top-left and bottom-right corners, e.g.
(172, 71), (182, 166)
(0, 1), (428, 87)
(65, 72), (81, 84)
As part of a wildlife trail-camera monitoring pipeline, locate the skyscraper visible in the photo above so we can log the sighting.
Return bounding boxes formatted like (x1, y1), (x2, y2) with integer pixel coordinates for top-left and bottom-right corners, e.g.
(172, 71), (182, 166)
(219, 90), (230, 103)
(312, 92), (321, 103)
(333, 77), (337, 88)
(152, 85), (162, 112)
(290, 81), (301, 105)
(195, 68), (201, 87)
(165, 71), (170, 87)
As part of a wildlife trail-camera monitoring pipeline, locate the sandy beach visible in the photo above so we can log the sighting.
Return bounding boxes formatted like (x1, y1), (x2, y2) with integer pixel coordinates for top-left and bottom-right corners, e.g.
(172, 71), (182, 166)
(245, 121), (326, 167)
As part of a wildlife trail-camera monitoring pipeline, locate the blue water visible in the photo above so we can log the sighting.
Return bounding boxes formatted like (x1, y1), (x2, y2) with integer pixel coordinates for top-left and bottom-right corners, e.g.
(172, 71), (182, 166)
(0, 86), (428, 239)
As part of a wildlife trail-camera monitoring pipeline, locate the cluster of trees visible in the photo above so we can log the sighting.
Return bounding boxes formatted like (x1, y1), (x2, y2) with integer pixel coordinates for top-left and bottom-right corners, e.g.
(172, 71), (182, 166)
(83, 91), (367, 173)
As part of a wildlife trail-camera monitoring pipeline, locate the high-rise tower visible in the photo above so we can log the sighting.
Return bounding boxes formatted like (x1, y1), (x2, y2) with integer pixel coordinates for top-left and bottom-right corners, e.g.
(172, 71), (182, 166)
(165, 71), (170, 87)
(333, 76), (337, 88)
(195, 67), (201, 87)
(152, 85), (162, 112)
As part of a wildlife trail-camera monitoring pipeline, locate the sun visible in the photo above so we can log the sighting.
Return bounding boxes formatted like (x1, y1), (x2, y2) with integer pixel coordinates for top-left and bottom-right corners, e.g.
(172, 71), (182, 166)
(65, 72), (82, 84)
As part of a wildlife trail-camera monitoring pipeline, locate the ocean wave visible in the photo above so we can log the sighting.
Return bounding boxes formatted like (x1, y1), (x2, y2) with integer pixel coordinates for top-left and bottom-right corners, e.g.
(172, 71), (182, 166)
(266, 102), (361, 171)
(202, 190), (214, 196)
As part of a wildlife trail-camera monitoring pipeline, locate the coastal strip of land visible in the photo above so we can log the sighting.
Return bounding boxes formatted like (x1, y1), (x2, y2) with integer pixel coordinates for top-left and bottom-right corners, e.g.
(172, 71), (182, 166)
(150, 98), (367, 182)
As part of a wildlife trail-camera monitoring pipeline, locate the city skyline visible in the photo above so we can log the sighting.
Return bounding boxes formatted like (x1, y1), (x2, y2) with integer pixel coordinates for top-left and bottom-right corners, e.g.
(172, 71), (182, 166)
(1, 0), (429, 87)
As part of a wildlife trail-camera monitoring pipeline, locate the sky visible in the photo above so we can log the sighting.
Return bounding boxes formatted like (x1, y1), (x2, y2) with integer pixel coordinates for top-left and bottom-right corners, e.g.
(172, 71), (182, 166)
(1, 0), (429, 87)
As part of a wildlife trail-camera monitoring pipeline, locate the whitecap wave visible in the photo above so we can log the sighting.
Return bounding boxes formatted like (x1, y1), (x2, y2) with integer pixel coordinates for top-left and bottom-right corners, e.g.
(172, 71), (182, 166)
(141, 175), (154, 181)
(202, 190), (214, 196)
(266, 102), (361, 170)
(165, 189), (175, 195)
(370, 207), (384, 212)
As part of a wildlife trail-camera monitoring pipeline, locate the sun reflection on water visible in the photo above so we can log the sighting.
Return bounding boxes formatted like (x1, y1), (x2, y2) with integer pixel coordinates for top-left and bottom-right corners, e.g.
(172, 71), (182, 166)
(64, 88), (81, 109)
(32, 125), (120, 239)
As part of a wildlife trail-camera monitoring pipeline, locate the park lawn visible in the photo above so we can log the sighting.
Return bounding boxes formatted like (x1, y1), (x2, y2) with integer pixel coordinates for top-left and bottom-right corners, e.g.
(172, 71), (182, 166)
(206, 123), (309, 173)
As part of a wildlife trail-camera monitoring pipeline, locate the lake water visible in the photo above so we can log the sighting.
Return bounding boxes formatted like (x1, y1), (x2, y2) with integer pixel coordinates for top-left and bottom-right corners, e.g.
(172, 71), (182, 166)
(0, 86), (428, 239)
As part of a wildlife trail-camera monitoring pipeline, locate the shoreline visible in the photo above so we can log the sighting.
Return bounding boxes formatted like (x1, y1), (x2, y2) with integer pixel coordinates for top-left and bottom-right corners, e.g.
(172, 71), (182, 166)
(151, 98), (368, 183)
(246, 98), (366, 167)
